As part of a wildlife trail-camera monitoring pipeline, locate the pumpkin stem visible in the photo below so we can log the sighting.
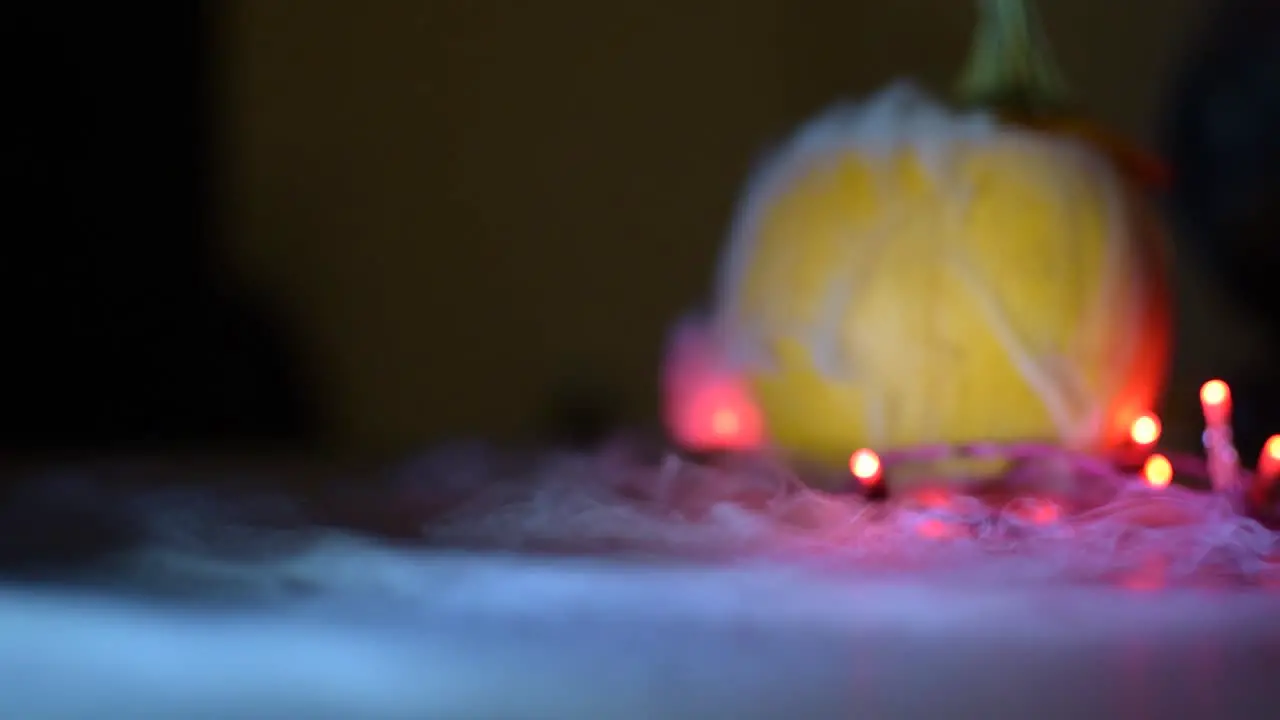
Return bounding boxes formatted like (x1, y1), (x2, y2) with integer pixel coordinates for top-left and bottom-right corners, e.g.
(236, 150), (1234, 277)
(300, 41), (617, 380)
(955, 0), (1073, 118)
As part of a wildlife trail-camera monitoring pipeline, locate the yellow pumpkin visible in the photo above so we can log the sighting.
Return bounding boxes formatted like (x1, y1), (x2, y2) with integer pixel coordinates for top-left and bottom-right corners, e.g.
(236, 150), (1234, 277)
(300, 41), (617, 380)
(704, 0), (1171, 471)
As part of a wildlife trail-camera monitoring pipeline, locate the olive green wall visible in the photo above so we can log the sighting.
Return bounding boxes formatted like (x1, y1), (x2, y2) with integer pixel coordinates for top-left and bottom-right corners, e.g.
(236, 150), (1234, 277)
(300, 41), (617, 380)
(224, 0), (1237, 456)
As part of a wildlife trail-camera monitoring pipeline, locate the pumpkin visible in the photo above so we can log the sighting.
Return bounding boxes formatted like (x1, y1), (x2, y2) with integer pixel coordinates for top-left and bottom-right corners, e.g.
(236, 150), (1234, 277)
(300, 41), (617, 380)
(692, 0), (1172, 473)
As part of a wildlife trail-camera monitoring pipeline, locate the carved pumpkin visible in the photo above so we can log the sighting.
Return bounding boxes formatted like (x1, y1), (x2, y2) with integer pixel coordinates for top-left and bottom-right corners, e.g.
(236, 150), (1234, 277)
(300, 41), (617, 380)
(686, 0), (1172, 470)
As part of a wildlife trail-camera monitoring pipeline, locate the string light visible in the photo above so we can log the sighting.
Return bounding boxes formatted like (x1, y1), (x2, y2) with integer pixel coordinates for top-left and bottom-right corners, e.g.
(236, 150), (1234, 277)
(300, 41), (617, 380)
(1260, 435), (1280, 479)
(1199, 379), (1240, 491)
(1142, 454), (1173, 489)
(1200, 379), (1231, 428)
(659, 370), (1275, 506)
(850, 448), (883, 487)
(839, 380), (1271, 504)
(1254, 435), (1280, 505)
(1129, 413), (1161, 447)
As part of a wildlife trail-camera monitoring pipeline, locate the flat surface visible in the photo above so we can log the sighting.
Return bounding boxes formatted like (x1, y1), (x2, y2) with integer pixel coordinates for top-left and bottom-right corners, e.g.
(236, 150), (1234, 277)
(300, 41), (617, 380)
(3, 544), (1278, 719)
(1, 448), (1277, 719)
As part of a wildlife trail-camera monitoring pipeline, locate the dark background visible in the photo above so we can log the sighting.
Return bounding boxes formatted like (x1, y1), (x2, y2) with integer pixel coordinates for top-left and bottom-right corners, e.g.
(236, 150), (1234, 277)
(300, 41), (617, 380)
(5, 0), (1277, 463)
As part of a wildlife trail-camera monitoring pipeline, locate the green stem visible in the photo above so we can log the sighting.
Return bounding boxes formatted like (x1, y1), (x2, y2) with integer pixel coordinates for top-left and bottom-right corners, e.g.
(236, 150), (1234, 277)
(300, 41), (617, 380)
(954, 0), (1072, 117)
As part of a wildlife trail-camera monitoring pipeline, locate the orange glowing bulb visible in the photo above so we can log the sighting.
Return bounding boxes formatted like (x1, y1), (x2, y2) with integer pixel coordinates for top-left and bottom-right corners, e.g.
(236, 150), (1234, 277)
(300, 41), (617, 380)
(1258, 434), (1280, 480)
(1142, 453), (1173, 488)
(1200, 379), (1232, 427)
(1200, 379), (1229, 406)
(1129, 413), (1161, 446)
(850, 448), (882, 486)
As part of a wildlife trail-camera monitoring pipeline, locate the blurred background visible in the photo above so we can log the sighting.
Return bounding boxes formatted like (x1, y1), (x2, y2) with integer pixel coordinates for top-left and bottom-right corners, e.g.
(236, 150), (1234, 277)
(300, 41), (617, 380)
(5, 0), (1278, 465)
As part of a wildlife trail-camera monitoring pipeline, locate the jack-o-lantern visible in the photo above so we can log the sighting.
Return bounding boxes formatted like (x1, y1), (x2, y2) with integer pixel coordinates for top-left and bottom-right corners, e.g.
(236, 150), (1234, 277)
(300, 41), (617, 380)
(668, 0), (1172, 473)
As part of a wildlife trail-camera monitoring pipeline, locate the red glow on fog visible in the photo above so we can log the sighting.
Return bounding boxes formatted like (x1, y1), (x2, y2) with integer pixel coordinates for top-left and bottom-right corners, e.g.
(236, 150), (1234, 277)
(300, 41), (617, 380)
(913, 488), (951, 509)
(678, 385), (764, 450)
(710, 408), (740, 438)
(662, 318), (764, 451)
(1121, 558), (1169, 592)
(1016, 500), (1060, 525)
(916, 518), (964, 540)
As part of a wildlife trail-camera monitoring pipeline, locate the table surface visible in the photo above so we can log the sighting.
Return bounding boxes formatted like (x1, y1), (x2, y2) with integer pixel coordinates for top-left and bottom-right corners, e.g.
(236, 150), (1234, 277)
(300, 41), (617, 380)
(3, 544), (1279, 720)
